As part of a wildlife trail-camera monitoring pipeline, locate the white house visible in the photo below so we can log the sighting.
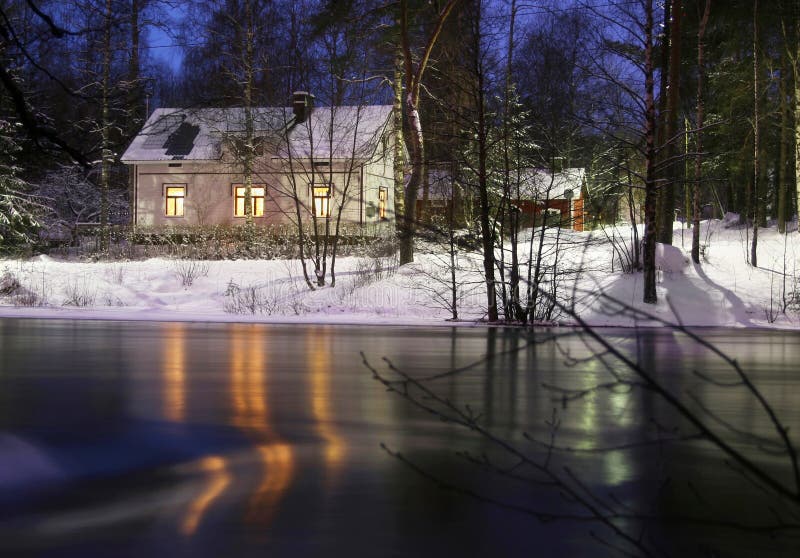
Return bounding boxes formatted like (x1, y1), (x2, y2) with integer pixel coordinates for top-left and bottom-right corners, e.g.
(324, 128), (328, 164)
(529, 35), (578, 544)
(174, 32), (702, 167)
(121, 92), (396, 228)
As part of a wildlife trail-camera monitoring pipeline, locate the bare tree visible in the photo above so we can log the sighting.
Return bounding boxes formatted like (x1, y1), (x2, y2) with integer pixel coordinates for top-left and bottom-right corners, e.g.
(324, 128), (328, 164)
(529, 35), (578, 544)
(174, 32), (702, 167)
(584, 0), (661, 304)
(365, 287), (800, 556)
(0, 1), (91, 166)
(33, 164), (128, 241)
(397, 0), (461, 266)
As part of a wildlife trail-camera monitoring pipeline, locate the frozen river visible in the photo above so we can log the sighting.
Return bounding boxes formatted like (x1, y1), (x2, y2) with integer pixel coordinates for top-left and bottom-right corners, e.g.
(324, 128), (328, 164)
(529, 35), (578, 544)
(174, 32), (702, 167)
(0, 319), (798, 557)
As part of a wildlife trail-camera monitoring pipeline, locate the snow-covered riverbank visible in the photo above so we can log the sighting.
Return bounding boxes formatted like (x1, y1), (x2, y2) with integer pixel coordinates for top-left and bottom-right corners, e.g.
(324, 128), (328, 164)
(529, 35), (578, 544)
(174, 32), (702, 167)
(1, 219), (798, 329)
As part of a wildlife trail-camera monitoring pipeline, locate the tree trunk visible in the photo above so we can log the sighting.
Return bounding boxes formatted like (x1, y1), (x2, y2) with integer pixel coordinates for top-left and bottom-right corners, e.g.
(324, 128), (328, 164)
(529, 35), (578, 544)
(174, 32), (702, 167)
(684, 116), (691, 232)
(128, 0), (142, 134)
(655, 0), (670, 241)
(778, 52), (789, 234)
(473, 0), (497, 322)
(796, 0), (800, 232)
(393, 37), (405, 233)
(400, 100), (423, 265)
(627, 159), (641, 270)
(504, 0), (521, 321)
(243, 0), (254, 226)
(751, 0), (759, 267)
(643, 0), (658, 304)
(99, 0), (112, 251)
(397, 0), (460, 265)
(658, 0), (682, 245)
(692, 0), (710, 264)
(128, 0), (142, 228)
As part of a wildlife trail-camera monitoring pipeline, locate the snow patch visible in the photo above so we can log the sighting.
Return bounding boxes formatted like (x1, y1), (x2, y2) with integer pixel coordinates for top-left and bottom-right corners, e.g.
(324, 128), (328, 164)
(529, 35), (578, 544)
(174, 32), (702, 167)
(655, 243), (689, 273)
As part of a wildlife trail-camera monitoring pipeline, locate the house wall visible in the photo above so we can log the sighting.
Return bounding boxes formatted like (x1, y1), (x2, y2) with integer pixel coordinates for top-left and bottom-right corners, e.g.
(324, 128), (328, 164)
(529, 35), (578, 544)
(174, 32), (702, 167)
(513, 194), (585, 231)
(573, 197), (585, 232)
(130, 122), (396, 229)
(362, 146), (394, 223)
(133, 160), (373, 227)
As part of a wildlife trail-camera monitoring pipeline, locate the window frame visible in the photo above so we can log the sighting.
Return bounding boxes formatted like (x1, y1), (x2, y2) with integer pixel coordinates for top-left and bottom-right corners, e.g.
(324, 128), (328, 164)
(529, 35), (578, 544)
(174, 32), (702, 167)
(310, 181), (333, 219)
(164, 183), (186, 217)
(232, 183), (267, 218)
(378, 187), (388, 219)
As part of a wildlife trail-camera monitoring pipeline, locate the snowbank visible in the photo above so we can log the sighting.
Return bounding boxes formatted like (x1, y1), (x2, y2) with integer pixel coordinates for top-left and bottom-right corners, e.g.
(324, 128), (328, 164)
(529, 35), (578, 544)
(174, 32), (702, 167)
(0, 220), (798, 329)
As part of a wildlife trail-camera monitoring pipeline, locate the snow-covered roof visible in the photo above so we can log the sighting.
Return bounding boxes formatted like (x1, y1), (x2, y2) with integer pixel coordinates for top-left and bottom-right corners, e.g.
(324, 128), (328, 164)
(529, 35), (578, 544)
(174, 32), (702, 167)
(121, 105), (393, 163)
(517, 168), (585, 200)
(415, 166), (585, 200)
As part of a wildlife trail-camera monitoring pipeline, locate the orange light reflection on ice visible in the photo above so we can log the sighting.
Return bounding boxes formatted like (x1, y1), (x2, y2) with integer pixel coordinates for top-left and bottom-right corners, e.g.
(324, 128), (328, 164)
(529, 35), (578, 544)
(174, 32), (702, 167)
(163, 323), (186, 422)
(228, 325), (295, 525)
(181, 456), (231, 535)
(308, 328), (346, 473)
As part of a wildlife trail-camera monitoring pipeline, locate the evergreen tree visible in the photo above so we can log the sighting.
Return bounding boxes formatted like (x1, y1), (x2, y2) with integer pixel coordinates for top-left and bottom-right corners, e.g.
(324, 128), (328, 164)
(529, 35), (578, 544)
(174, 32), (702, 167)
(0, 120), (38, 250)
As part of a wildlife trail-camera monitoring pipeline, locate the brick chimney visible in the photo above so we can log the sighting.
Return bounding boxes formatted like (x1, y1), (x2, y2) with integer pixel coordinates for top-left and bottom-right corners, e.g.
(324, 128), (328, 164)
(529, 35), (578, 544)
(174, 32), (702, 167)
(292, 91), (314, 123)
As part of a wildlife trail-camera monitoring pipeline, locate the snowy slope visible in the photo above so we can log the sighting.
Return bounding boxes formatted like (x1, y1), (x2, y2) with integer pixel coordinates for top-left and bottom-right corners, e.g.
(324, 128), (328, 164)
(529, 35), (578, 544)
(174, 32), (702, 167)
(1, 219), (798, 329)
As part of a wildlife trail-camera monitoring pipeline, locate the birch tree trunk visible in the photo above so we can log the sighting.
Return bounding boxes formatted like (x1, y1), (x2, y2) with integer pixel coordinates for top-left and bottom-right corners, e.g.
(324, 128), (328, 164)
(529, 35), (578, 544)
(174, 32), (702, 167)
(393, 34), (405, 231)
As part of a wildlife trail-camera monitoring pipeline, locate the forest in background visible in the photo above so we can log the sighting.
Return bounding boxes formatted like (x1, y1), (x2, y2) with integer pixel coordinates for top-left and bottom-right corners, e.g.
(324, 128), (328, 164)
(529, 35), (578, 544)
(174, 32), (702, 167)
(1, 0), (799, 310)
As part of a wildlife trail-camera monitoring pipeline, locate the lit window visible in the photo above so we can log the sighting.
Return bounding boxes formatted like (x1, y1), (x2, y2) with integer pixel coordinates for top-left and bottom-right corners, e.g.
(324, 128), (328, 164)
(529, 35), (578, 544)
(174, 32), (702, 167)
(233, 184), (266, 217)
(165, 184), (186, 217)
(312, 184), (331, 218)
(378, 187), (388, 219)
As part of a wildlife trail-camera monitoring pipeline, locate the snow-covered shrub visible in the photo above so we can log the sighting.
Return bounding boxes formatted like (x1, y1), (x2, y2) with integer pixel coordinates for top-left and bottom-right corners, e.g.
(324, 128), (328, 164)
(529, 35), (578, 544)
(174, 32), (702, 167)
(172, 260), (209, 287)
(62, 280), (96, 307)
(101, 291), (124, 307)
(68, 222), (396, 262)
(11, 289), (44, 307)
(788, 277), (800, 313)
(0, 269), (21, 295)
(126, 224), (300, 260)
(0, 270), (47, 306)
(107, 264), (126, 285)
(600, 225), (640, 273)
(6, 265), (50, 307)
(352, 241), (398, 290)
(352, 258), (383, 290)
(223, 280), (278, 315)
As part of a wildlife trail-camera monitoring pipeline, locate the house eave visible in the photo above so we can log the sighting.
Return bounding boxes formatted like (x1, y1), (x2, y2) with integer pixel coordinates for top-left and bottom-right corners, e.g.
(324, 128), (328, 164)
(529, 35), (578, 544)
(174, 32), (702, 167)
(121, 158), (222, 165)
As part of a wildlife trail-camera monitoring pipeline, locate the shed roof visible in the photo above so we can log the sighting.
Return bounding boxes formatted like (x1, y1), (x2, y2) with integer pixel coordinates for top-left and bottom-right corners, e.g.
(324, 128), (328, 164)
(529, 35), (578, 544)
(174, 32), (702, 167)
(517, 168), (586, 200)
(416, 166), (585, 200)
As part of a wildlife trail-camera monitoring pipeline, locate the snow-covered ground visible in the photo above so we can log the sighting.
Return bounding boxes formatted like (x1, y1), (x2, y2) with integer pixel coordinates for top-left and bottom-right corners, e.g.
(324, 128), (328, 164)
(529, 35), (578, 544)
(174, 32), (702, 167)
(1, 218), (798, 329)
